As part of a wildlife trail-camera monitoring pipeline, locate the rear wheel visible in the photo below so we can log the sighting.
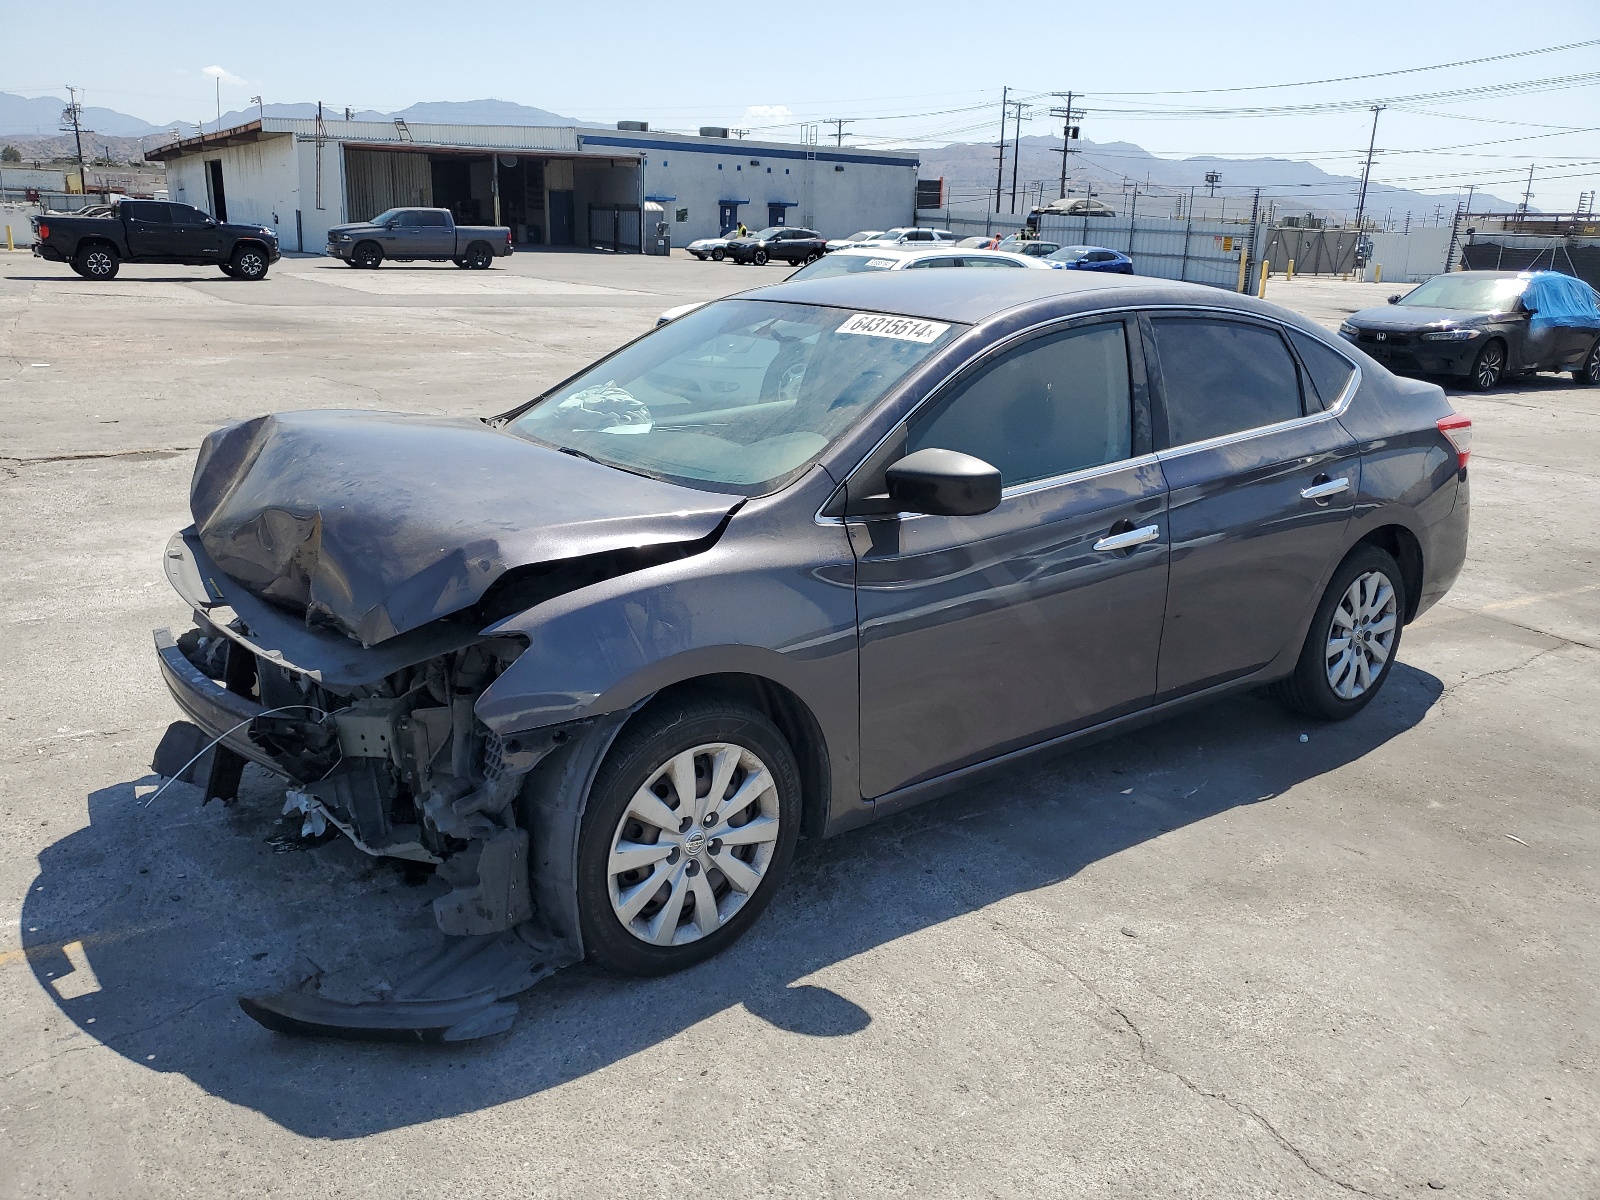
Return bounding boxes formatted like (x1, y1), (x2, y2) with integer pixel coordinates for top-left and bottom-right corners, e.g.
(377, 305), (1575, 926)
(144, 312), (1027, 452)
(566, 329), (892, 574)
(230, 245), (269, 280)
(75, 243), (118, 280)
(1272, 545), (1406, 721)
(352, 241), (383, 270)
(1573, 337), (1600, 385)
(575, 697), (801, 976)
(1466, 339), (1505, 391)
(465, 243), (494, 270)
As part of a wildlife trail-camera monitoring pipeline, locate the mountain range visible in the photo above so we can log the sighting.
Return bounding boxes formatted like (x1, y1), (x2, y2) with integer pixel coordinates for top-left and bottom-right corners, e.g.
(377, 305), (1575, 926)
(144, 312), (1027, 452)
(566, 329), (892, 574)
(0, 94), (586, 138)
(1, 93), (1526, 219)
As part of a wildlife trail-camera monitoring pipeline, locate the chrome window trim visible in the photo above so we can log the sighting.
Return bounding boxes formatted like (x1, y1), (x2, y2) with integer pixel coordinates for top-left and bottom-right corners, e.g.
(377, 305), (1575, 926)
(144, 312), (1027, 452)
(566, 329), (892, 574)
(813, 301), (1362, 526)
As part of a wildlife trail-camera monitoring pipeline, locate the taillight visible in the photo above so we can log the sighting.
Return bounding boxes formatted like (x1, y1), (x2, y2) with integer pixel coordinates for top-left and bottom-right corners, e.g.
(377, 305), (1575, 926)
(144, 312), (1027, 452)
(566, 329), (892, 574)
(37, 223), (49, 239)
(1437, 413), (1472, 470)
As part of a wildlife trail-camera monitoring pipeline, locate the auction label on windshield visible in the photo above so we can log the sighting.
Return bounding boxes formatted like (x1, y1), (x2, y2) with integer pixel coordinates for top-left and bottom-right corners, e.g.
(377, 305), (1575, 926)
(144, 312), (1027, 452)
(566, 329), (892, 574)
(836, 313), (951, 343)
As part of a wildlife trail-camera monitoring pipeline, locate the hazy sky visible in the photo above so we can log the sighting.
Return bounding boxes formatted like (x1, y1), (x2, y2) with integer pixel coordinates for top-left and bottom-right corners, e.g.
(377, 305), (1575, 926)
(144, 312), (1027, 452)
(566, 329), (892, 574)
(7, 0), (1598, 208)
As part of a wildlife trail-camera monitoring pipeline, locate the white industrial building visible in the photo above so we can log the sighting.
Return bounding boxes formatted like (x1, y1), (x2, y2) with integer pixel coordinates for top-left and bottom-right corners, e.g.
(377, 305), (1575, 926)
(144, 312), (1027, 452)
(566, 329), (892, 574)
(147, 117), (920, 254)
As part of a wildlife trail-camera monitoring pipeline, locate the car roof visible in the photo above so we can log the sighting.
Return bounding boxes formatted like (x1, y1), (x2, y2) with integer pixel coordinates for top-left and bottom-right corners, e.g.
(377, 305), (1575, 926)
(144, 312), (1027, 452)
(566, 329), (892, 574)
(748, 268), (1267, 324)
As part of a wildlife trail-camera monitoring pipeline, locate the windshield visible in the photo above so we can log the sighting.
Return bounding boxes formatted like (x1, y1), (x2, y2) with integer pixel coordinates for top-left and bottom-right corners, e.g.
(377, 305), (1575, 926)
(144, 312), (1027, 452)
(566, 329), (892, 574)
(369, 208), (404, 225)
(752, 227), (783, 238)
(1047, 246), (1089, 262)
(507, 300), (962, 493)
(787, 254), (900, 280)
(842, 231), (880, 242)
(1399, 275), (1527, 312)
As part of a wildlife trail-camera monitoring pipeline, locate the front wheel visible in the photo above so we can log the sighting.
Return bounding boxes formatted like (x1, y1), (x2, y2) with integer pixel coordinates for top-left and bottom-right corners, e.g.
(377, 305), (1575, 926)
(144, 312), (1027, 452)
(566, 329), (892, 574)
(1272, 545), (1406, 721)
(711, 247), (725, 262)
(219, 263), (236, 278)
(1466, 339), (1505, 391)
(352, 241), (383, 270)
(575, 697), (801, 976)
(1573, 337), (1600, 386)
(753, 249), (769, 266)
(230, 245), (269, 280)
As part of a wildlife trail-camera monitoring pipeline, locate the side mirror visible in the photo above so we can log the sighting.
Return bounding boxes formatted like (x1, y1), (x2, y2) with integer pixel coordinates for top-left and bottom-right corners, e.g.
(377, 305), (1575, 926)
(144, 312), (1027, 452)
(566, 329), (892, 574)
(1387, 294), (1401, 304)
(885, 448), (1001, 517)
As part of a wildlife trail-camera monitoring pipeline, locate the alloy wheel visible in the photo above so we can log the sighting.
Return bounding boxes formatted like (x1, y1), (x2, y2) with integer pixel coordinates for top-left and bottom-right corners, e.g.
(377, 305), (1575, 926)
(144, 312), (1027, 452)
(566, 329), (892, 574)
(1585, 342), (1600, 384)
(237, 252), (265, 279)
(84, 250), (113, 277)
(1475, 343), (1504, 389)
(606, 742), (782, 946)
(1326, 570), (1398, 700)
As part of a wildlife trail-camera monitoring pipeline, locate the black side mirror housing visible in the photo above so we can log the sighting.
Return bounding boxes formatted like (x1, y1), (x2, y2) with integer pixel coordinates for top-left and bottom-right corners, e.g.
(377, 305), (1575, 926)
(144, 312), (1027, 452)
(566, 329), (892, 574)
(885, 448), (1002, 517)
(1387, 294), (1401, 304)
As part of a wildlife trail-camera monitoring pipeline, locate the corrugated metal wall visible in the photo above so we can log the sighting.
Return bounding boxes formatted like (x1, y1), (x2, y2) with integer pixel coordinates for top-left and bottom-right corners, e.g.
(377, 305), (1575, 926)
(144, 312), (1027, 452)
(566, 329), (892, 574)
(344, 149), (432, 222)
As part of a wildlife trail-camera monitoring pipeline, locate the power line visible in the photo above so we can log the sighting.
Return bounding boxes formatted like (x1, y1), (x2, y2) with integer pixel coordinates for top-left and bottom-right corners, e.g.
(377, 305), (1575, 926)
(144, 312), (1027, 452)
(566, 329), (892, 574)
(1082, 38), (1600, 97)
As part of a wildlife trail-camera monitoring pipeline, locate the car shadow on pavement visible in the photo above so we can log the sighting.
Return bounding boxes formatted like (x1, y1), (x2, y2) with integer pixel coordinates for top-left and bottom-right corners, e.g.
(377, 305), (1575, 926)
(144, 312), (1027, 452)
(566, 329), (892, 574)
(20, 662), (1441, 1138)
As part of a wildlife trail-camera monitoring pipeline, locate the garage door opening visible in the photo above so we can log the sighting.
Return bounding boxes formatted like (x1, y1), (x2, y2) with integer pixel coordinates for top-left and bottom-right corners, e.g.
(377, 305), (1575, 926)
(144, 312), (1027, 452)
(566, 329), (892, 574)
(342, 148), (641, 249)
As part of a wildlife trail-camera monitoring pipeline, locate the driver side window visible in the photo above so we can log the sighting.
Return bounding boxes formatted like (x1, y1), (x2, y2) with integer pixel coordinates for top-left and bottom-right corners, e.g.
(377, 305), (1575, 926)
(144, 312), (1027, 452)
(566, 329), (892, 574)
(906, 321), (1135, 488)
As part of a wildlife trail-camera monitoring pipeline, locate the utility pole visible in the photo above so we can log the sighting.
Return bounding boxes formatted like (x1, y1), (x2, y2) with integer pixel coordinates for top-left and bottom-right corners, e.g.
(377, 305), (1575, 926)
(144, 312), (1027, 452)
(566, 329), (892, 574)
(1049, 92), (1080, 200)
(61, 86), (87, 179)
(214, 74), (221, 131)
(1009, 100), (1029, 214)
(1351, 104), (1385, 235)
(994, 86), (1009, 212)
(1518, 163), (1536, 219)
(824, 118), (854, 147)
(251, 95), (263, 122)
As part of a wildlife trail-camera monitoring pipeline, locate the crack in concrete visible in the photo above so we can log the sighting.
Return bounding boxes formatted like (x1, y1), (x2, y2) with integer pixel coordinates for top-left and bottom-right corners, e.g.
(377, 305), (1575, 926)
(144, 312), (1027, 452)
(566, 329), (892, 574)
(1439, 643), (1571, 698)
(0, 447), (195, 469)
(987, 918), (1382, 1197)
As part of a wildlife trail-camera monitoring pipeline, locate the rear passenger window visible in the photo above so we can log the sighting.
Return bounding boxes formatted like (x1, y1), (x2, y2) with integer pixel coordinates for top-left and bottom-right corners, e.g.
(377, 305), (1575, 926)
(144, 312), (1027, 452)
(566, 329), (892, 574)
(123, 203), (168, 223)
(906, 322), (1133, 487)
(1287, 328), (1357, 410)
(1150, 318), (1303, 447)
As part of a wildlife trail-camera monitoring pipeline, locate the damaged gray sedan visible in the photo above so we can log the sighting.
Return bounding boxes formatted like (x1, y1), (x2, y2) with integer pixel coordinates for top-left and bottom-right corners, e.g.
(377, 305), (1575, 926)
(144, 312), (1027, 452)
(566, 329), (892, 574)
(153, 269), (1469, 1040)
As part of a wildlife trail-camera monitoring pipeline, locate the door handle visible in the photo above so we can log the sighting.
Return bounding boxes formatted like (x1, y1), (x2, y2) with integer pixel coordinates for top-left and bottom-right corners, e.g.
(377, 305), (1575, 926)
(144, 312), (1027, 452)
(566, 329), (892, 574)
(1300, 476), (1350, 501)
(1094, 524), (1160, 552)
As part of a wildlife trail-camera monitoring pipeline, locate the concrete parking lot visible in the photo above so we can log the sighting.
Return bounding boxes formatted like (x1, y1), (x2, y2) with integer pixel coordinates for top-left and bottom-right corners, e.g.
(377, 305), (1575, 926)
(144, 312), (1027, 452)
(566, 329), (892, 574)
(1, 249), (1595, 1199)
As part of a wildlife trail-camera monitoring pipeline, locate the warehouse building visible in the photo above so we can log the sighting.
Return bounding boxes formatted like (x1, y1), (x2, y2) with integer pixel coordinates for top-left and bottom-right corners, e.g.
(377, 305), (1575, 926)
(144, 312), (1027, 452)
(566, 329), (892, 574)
(146, 118), (919, 254)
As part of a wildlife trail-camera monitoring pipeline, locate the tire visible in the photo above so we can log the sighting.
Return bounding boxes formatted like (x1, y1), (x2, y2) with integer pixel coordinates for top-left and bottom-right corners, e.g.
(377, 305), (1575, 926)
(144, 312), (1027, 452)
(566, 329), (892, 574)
(342, 257), (361, 268)
(711, 247), (725, 262)
(465, 243), (493, 270)
(753, 249), (769, 266)
(219, 263), (236, 278)
(230, 244), (269, 281)
(1573, 337), (1600, 386)
(1465, 339), (1505, 391)
(1272, 545), (1406, 722)
(452, 258), (470, 268)
(75, 243), (118, 280)
(352, 241), (383, 270)
(576, 696), (802, 976)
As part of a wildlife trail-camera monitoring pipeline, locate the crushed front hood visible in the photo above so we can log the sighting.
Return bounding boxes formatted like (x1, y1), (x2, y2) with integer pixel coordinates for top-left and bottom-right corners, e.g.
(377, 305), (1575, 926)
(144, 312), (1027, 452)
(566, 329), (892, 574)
(190, 411), (739, 645)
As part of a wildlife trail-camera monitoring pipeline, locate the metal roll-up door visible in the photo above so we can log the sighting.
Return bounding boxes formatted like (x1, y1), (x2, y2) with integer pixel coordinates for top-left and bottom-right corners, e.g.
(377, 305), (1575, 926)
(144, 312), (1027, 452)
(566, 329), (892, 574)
(345, 150), (433, 222)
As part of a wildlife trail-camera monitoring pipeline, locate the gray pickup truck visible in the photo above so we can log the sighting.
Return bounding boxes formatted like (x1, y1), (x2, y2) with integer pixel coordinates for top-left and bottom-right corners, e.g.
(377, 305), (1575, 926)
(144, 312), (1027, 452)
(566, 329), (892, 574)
(325, 207), (512, 270)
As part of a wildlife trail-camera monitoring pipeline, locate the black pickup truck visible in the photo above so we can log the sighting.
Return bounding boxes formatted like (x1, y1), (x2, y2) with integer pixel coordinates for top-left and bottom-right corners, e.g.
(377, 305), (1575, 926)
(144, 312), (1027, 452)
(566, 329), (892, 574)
(31, 200), (280, 281)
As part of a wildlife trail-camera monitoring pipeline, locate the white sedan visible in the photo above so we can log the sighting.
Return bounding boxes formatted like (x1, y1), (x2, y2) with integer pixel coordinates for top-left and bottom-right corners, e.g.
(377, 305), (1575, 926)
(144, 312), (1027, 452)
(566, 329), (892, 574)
(687, 236), (732, 261)
(655, 247), (1052, 325)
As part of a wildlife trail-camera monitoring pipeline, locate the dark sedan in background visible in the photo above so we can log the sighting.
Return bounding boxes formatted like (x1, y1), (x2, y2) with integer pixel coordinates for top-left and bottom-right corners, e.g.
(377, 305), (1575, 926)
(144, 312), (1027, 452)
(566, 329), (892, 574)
(725, 227), (827, 266)
(1340, 270), (1600, 390)
(153, 269), (1470, 1039)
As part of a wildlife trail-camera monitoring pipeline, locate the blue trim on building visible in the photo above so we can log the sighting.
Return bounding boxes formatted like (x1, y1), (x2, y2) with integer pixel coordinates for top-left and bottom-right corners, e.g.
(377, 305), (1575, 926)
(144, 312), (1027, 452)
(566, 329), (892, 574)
(580, 133), (919, 169)
(718, 198), (751, 205)
(644, 194), (677, 201)
(769, 200), (799, 207)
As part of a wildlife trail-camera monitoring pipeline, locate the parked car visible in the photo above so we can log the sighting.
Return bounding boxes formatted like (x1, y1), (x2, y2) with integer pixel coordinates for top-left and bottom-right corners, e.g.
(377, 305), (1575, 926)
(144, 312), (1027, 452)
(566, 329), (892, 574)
(825, 230), (883, 251)
(1339, 270), (1600, 390)
(785, 246), (1055, 280)
(688, 235), (733, 261)
(957, 235), (1002, 249)
(858, 227), (960, 248)
(325, 207), (511, 270)
(154, 269), (1469, 1040)
(30, 200), (280, 281)
(996, 237), (1061, 258)
(1047, 245), (1135, 273)
(725, 227), (827, 266)
(1032, 198), (1117, 219)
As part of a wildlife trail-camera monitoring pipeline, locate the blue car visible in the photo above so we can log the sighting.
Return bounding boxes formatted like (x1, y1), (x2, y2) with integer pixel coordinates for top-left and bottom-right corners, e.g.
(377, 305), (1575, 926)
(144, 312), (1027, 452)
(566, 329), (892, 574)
(1047, 244), (1134, 273)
